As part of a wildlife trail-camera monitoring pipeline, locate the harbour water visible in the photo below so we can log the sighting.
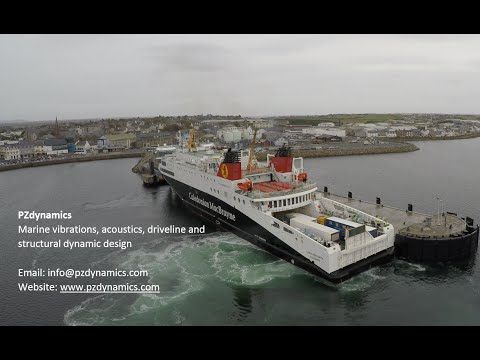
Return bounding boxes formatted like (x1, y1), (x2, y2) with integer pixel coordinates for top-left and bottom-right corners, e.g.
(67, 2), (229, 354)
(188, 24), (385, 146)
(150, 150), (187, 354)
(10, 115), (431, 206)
(0, 139), (479, 325)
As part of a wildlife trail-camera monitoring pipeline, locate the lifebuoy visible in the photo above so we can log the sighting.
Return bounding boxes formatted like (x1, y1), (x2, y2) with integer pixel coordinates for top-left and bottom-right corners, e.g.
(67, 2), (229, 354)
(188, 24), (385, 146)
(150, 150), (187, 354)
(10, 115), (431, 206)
(237, 180), (253, 192)
(298, 172), (307, 182)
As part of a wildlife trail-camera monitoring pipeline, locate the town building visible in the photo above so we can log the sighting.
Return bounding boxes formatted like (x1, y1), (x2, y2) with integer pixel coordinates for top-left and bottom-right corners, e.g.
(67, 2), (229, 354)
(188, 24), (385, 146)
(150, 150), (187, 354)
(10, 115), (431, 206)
(97, 133), (136, 151)
(75, 140), (91, 152)
(302, 127), (346, 138)
(44, 138), (68, 155)
(318, 122), (336, 127)
(17, 141), (36, 158)
(137, 132), (173, 148)
(246, 118), (274, 128)
(0, 145), (20, 160)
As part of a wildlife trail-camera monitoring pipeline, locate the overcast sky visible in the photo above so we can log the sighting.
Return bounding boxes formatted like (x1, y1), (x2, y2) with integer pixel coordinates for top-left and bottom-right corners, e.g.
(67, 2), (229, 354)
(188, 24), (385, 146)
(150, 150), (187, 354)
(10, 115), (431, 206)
(1, 34), (480, 121)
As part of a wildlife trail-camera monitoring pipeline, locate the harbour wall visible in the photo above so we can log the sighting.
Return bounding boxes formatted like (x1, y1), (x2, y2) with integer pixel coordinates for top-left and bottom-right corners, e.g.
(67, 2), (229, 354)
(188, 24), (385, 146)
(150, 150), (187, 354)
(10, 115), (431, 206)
(0, 151), (143, 172)
(388, 132), (480, 142)
(256, 143), (418, 161)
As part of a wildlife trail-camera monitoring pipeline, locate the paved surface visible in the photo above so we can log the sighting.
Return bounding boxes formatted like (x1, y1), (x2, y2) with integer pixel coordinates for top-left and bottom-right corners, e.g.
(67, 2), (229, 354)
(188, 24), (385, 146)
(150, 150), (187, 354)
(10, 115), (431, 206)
(324, 193), (466, 236)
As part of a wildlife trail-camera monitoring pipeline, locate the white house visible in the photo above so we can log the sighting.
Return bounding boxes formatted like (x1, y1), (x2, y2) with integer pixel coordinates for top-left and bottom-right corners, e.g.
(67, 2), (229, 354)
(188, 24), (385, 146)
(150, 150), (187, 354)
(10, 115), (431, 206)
(366, 130), (379, 138)
(75, 140), (91, 152)
(385, 130), (397, 138)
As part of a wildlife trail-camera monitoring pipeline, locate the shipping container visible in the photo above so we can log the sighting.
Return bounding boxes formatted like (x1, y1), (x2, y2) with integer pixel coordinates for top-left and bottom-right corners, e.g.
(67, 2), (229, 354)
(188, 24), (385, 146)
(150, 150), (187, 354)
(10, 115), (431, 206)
(323, 216), (364, 239)
(317, 215), (328, 225)
(290, 215), (340, 242)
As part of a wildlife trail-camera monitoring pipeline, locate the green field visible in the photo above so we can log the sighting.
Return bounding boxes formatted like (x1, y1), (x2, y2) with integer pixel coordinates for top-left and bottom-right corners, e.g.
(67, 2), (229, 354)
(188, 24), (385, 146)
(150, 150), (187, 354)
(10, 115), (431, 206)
(271, 113), (480, 126)
(273, 114), (405, 125)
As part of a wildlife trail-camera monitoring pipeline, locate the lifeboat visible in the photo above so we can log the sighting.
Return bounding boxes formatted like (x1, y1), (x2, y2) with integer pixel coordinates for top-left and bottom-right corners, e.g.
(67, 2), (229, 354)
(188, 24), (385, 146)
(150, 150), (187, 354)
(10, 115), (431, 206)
(297, 172), (308, 182)
(237, 180), (253, 192)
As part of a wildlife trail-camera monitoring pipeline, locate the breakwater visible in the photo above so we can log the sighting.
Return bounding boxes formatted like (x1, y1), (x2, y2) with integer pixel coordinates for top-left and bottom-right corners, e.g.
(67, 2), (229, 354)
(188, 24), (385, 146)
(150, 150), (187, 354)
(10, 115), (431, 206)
(0, 151), (143, 172)
(256, 143), (418, 161)
(389, 132), (480, 142)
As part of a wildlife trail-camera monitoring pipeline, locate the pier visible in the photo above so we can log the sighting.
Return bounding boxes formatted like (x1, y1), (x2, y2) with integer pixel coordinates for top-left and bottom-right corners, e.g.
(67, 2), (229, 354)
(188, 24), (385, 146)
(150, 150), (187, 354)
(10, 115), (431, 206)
(323, 192), (466, 236)
(321, 190), (478, 262)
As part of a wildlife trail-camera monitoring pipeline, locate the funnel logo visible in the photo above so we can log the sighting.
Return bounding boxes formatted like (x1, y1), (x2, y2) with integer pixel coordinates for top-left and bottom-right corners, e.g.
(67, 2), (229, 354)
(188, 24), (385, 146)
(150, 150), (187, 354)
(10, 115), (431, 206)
(220, 164), (228, 178)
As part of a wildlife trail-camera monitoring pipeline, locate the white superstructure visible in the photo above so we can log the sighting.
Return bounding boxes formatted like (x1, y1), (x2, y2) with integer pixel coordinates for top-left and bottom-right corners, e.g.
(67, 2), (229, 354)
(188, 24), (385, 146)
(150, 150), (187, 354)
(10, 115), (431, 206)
(159, 135), (395, 282)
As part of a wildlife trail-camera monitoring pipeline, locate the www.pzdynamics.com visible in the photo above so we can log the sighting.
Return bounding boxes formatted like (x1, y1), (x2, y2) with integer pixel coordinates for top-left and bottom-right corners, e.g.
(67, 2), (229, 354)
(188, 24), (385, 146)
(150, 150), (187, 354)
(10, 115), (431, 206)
(18, 282), (160, 293)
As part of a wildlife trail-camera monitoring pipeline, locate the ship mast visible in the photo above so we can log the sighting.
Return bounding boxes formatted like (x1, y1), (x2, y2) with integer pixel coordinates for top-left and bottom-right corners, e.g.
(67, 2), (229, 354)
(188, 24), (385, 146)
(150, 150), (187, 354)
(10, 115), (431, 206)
(187, 127), (197, 152)
(247, 126), (257, 172)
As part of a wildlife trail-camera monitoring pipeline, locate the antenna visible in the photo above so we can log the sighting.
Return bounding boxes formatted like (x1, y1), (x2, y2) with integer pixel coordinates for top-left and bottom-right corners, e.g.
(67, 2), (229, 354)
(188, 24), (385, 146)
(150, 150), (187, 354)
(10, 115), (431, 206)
(435, 195), (444, 226)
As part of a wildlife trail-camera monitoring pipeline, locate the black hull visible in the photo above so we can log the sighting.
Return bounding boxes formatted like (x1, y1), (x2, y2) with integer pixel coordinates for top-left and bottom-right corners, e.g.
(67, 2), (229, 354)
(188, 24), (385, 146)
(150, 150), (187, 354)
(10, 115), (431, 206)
(163, 174), (394, 284)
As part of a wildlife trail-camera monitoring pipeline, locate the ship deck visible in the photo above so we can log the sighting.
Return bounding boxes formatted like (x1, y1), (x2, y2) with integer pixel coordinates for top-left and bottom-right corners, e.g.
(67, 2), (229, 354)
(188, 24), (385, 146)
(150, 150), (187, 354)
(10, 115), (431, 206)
(252, 181), (293, 193)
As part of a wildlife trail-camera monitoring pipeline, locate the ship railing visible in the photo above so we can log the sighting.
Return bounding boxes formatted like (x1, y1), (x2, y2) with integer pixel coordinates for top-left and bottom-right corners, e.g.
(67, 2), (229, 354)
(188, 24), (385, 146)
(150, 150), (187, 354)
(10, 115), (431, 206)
(244, 182), (316, 199)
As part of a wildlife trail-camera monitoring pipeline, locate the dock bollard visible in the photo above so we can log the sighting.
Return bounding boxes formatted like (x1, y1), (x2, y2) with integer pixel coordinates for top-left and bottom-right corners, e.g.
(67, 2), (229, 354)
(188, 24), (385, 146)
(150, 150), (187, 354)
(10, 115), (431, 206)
(348, 191), (352, 199)
(408, 204), (413, 212)
(324, 186), (328, 193)
(376, 197), (381, 205)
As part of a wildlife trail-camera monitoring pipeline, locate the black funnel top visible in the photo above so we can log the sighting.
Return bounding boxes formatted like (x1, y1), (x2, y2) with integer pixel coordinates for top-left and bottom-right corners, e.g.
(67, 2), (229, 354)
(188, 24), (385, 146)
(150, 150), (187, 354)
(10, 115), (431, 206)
(224, 148), (240, 163)
(275, 144), (292, 157)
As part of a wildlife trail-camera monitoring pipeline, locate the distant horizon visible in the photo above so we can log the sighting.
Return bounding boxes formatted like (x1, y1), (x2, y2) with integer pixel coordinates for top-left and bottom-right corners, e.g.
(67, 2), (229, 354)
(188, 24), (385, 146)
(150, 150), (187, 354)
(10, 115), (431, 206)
(3, 111), (480, 125)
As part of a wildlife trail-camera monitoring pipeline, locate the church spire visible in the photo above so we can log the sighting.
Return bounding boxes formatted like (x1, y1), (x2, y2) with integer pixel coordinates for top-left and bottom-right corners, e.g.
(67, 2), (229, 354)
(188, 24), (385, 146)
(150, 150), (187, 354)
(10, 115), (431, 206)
(54, 116), (59, 137)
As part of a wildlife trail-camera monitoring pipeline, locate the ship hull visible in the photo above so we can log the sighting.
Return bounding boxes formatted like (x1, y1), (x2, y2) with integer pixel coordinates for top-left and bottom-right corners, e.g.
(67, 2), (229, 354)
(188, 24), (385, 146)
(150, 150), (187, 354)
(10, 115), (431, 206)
(163, 174), (394, 284)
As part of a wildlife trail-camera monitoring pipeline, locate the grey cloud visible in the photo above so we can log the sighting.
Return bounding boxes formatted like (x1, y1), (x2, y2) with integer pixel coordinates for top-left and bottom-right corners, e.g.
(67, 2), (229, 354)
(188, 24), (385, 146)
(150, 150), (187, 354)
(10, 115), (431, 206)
(2, 34), (480, 121)
(151, 42), (235, 72)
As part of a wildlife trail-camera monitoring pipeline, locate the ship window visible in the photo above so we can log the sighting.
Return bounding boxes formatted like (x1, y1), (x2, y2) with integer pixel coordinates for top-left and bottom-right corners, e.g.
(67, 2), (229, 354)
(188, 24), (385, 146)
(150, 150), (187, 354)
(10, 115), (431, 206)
(268, 201), (272, 208)
(272, 222), (280, 228)
(283, 199), (286, 206)
(288, 198), (291, 205)
(274, 200), (277, 207)
(238, 198), (240, 203)
(283, 227), (293, 234)
(243, 200), (245, 204)
(234, 196), (236, 201)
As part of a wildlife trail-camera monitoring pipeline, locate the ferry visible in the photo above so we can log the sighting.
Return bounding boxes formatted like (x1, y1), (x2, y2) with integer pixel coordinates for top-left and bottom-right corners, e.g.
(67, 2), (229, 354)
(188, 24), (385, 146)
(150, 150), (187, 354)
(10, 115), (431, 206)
(159, 129), (395, 283)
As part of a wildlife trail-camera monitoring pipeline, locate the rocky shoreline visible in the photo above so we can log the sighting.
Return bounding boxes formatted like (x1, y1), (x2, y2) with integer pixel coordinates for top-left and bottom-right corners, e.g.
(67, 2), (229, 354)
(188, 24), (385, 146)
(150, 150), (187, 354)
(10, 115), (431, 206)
(388, 132), (480, 142)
